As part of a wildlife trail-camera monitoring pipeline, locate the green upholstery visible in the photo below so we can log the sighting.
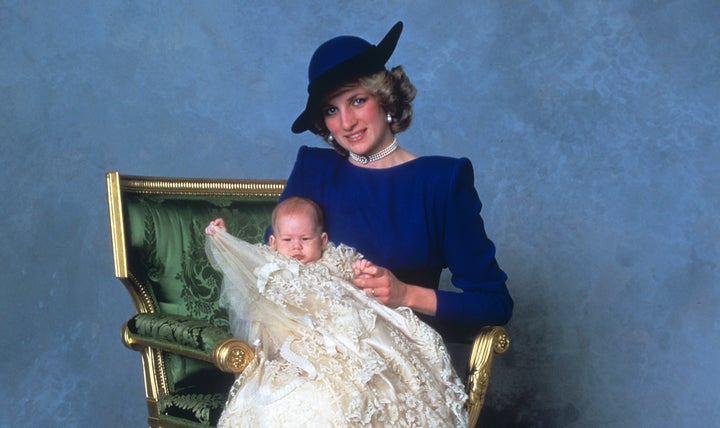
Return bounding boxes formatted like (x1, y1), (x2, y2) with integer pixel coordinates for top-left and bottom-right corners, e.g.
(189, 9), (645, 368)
(107, 173), (283, 427)
(128, 313), (234, 355)
(126, 196), (272, 321)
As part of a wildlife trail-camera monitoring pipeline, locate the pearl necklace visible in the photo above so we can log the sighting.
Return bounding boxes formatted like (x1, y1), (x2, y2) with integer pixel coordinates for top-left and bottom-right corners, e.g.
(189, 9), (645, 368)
(349, 137), (399, 165)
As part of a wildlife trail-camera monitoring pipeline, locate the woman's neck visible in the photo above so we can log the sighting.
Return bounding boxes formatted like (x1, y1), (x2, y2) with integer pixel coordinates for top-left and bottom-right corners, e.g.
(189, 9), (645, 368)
(350, 147), (416, 169)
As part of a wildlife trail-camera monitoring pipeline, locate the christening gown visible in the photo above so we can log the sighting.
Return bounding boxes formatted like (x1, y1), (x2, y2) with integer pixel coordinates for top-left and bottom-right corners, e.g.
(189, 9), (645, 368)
(206, 228), (468, 427)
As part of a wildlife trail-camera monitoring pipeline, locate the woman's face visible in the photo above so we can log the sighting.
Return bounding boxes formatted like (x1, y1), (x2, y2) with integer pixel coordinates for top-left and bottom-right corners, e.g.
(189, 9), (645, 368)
(322, 84), (393, 157)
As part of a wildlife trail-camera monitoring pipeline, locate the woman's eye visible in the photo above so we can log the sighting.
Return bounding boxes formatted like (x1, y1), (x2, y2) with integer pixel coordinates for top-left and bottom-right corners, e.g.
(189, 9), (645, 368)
(324, 107), (337, 116)
(352, 97), (366, 106)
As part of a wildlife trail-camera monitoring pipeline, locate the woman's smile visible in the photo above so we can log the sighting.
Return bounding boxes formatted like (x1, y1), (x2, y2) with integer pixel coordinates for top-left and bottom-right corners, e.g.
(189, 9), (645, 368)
(344, 129), (366, 143)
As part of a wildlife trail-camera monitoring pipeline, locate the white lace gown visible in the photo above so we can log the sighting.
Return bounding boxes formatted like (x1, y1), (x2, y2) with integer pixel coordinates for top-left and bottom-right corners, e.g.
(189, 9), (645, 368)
(206, 229), (468, 427)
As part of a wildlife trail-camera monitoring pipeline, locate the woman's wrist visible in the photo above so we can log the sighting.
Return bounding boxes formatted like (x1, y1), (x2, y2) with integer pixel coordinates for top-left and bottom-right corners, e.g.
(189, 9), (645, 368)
(403, 284), (437, 316)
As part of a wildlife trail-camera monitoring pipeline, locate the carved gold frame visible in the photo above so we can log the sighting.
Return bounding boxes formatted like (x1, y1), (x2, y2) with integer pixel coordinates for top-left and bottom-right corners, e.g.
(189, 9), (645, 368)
(465, 326), (510, 427)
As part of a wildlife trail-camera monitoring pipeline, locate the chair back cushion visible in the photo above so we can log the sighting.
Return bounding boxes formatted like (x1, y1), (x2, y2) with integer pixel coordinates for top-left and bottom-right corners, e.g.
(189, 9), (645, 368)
(125, 194), (276, 389)
(125, 196), (273, 324)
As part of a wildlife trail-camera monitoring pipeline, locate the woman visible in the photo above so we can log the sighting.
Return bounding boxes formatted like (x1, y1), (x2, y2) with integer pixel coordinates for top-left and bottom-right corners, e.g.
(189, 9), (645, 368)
(282, 21), (512, 341)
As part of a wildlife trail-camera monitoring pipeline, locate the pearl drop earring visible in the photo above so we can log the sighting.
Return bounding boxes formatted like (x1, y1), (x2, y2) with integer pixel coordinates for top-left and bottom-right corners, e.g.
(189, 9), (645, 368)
(387, 113), (393, 123)
(328, 135), (334, 142)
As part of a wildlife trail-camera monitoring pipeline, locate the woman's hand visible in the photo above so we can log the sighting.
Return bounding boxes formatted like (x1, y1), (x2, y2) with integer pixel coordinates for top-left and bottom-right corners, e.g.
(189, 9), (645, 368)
(352, 259), (438, 315)
(352, 259), (408, 306)
(205, 218), (226, 236)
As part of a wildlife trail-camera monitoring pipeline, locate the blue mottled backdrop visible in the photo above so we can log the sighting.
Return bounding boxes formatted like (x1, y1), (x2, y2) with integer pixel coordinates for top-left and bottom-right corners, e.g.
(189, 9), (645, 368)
(1, 1), (718, 426)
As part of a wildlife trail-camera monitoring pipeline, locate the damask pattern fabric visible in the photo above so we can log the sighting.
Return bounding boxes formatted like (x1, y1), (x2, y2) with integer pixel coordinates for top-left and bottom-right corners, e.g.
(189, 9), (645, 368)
(206, 229), (468, 427)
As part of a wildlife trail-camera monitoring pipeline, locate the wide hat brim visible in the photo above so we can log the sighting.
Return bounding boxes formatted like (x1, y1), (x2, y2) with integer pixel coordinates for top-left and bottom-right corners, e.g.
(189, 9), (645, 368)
(291, 21), (404, 134)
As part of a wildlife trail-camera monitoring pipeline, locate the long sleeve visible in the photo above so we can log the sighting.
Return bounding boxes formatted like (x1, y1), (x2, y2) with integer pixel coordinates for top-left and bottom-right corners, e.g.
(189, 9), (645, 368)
(433, 158), (513, 328)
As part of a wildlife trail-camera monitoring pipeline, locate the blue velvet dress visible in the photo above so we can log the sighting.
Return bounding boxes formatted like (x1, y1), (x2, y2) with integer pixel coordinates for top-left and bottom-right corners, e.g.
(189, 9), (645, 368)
(279, 146), (513, 339)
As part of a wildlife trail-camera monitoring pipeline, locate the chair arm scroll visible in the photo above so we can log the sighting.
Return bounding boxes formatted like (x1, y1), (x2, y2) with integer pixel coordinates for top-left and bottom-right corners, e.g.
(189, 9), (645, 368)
(465, 326), (510, 428)
(121, 313), (254, 374)
(214, 338), (255, 373)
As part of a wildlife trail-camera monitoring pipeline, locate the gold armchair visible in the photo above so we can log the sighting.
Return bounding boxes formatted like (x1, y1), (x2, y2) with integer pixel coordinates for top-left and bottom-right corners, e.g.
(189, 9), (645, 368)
(106, 172), (508, 428)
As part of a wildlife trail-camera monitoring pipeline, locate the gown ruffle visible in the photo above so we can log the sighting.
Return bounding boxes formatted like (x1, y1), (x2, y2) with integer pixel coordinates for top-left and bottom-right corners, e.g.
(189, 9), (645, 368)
(205, 229), (468, 427)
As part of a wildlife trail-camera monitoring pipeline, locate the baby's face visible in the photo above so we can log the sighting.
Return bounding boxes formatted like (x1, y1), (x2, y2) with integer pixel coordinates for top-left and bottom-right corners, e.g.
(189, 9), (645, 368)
(269, 213), (327, 264)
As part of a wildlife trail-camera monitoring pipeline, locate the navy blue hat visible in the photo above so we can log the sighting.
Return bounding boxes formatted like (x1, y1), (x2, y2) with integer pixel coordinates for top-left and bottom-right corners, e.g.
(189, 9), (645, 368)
(292, 21), (404, 134)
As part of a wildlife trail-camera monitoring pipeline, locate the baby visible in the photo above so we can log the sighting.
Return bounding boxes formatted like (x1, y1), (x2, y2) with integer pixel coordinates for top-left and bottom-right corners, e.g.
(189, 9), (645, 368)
(204, 196), (467, 427)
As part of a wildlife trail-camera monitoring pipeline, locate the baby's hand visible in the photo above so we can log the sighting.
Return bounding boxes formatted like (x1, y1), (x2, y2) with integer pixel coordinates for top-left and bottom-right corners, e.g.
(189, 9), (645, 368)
(205, 218), (226, 236)
(351, 259), (374, 278)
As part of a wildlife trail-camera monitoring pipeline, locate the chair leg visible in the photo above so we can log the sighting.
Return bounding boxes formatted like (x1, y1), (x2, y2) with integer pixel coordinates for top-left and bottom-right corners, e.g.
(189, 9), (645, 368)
(464, 326), (510, 428)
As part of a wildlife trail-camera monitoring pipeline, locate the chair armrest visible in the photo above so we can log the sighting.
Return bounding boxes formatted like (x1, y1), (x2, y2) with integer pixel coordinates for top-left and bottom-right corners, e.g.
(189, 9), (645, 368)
(121, 313), (254, 374)
(465, 326), (510, 427)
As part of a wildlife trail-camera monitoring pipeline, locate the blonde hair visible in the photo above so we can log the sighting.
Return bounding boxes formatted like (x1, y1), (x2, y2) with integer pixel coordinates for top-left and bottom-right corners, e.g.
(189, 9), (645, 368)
(271, 196), (325, 233)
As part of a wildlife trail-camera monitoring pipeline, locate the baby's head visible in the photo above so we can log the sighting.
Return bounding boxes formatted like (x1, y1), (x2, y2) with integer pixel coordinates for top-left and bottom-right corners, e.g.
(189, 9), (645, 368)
(269, 197), (328, 264)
